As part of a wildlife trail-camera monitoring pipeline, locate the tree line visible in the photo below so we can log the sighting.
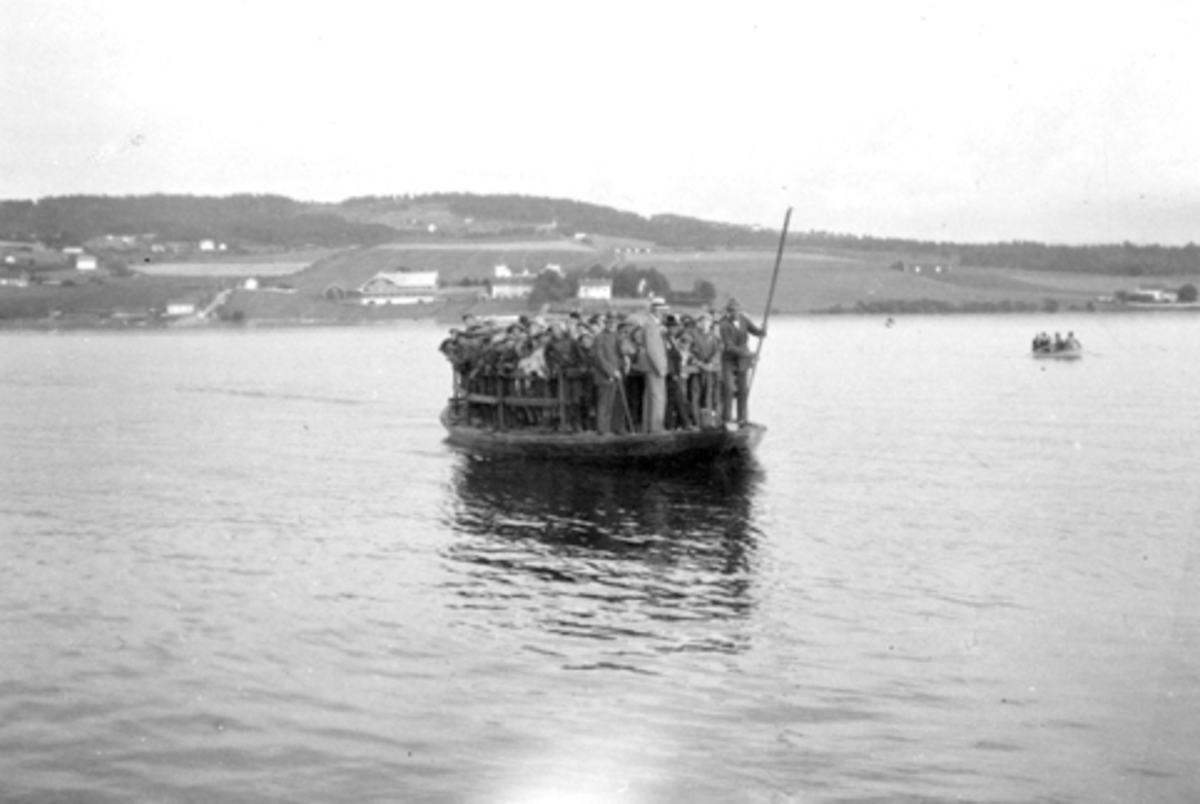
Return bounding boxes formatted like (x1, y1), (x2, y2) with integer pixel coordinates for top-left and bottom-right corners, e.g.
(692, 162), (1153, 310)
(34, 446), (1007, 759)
(525, 264), (716, 310)
(0, 194), (398, 249)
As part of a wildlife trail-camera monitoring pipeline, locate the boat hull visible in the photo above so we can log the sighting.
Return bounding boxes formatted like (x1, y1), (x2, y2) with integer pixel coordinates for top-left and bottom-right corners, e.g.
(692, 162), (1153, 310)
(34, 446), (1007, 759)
(1032, 348), (1082, 360)
(440, 407), (764, 466)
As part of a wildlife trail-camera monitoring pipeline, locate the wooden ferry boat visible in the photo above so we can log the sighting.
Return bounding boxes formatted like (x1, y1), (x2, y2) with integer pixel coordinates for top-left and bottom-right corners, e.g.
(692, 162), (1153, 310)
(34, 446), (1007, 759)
(439, 207), (791, 468)
(440, 399), (763, 467)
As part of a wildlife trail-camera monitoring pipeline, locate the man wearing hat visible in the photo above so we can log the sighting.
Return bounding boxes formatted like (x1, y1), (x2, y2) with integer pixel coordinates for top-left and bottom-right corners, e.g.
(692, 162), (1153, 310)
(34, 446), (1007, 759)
(718, 297), (766, 426)
(590, 313), (628, 435)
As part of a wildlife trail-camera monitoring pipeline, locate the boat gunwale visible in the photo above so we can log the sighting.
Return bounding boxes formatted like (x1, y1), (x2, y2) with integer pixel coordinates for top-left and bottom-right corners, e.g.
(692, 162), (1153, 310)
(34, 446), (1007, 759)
(439, 406), (764, 464)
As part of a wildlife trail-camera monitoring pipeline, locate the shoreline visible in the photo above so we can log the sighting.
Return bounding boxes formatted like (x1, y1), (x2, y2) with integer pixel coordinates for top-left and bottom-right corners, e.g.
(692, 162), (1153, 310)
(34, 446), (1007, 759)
(2, 303), (1196, 334)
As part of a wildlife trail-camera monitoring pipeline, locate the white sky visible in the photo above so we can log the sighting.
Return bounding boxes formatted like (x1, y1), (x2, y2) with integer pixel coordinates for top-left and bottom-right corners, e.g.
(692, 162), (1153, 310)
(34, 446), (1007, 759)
(4, 1), (1200, 244)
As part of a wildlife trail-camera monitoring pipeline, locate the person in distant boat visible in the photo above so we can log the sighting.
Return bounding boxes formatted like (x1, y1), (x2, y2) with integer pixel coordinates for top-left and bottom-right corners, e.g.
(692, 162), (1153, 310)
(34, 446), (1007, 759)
(718, 298), (766, 426)
(1065, 331), (1081, 350)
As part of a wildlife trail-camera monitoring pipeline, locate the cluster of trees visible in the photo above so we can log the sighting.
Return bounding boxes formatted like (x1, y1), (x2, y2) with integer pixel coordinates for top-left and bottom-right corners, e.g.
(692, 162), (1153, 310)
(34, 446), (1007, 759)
(954, 241), (1200, 277)
(525, 264), (716, 310)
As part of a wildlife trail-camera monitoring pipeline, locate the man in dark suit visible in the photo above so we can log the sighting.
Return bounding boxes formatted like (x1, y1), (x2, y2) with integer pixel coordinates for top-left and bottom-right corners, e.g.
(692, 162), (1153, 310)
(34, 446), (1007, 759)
(591, 314), (628, 435)
(718, 298), (766, 426)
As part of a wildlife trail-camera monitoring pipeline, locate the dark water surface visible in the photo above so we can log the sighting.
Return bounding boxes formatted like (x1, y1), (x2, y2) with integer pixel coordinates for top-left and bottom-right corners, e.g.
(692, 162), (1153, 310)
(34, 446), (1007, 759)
(2, 315), (1198, 802)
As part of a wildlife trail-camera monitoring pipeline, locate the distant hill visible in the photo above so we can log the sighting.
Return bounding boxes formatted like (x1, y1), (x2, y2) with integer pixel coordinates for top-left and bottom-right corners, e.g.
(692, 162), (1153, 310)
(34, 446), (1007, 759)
(0, 195), (397, 250)
(0, 192), (778, 252)
(3, 192), (1200, 277)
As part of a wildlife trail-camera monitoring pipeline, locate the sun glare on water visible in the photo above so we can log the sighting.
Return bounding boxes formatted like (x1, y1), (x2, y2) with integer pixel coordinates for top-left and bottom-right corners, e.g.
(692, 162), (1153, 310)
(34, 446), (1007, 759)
(489, 735), (667, 804)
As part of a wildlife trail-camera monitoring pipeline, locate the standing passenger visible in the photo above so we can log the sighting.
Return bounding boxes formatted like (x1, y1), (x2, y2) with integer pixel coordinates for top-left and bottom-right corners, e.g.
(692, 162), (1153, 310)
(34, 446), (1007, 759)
(591, 314), (627, 435)
(662, 315), (695, 430)
(718, 298), (766, 426)
(687, 312), (722, 427)
(638, 309), (669, 433)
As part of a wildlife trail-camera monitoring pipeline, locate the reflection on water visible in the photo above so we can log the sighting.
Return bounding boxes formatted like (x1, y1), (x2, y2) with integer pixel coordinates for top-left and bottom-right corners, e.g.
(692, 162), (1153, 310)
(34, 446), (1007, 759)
(442, 456), (764, 661)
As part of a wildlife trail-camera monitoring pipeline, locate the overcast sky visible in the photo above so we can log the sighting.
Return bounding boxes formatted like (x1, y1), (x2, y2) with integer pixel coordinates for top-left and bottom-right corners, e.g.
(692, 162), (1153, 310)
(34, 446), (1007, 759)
(4, 1), (1199, 244)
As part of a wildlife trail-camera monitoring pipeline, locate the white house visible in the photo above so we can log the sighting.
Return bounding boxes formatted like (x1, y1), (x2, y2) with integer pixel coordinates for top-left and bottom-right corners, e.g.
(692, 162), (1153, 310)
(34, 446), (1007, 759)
(358, 268), (439, 305)
(1132, 285), (1178, 303)
(75, 254), (99, 271)
(577, 277), (612, 301)
(166, 300), (198, 316)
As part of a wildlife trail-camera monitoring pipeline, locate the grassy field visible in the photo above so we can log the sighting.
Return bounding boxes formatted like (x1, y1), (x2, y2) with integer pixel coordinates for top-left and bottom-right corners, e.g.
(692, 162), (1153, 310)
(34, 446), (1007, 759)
(135, 261), (315, 277)
(133, 248), (341, 277)
(644, 249), (1199, 315)
(0, 275), (227, 322)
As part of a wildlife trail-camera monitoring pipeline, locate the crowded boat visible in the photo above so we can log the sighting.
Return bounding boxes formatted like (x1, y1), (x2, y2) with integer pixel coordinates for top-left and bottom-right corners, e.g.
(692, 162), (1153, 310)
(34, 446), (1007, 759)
(1031, 331), (1081, 354)
(439, 299), (767, 436)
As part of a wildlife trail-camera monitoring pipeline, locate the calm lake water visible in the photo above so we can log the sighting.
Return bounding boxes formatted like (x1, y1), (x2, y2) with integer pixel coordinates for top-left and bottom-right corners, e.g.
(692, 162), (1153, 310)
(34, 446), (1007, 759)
(2, 314), (1198, 803)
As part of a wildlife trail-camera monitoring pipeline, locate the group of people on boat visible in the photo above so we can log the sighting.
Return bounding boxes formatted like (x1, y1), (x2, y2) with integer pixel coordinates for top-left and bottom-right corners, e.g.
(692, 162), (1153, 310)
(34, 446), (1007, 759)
(1031, 331), (1081, 353)
(439, 299), (767, 435)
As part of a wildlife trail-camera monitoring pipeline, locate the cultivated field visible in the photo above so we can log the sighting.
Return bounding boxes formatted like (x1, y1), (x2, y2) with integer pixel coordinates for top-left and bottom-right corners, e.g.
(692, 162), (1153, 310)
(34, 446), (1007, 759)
(0, 275), (225, 322)
(377, 240), (595, 253)
(135, 261), (314, 278)
(133, 249), (339, 277)
(639, 249), (1197, 315)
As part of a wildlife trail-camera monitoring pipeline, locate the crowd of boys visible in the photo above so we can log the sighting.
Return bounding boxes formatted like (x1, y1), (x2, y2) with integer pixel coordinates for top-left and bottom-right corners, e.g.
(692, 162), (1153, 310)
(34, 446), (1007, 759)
(439, 299), (767, 435)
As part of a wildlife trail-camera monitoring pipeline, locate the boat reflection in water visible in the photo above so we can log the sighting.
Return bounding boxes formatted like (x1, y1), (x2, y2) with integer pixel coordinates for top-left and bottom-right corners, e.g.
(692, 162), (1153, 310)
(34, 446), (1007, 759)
(441, 456), (764, 662)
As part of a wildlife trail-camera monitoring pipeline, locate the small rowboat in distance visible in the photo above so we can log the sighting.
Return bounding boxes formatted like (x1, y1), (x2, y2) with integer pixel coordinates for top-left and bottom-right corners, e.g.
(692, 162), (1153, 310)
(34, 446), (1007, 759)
(1032, 345), (1082, 360)
(440, 406), (764, 467)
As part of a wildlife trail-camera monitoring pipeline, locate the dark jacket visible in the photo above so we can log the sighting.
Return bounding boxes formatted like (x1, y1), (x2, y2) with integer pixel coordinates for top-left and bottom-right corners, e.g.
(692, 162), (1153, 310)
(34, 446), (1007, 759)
(591, 329), (623, 382)
(719, 313), (764, 360)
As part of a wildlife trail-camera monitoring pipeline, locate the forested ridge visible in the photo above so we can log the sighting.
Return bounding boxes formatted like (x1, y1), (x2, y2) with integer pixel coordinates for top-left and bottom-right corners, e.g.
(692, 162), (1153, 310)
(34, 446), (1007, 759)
(2, 192), (1199, 276)
(0, 195), (397, 248)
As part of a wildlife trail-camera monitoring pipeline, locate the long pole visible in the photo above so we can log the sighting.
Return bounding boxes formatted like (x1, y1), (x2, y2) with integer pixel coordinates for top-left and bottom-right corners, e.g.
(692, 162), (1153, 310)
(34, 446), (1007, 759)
(747, 207), (792, 396)
(616, 375), (636, 434)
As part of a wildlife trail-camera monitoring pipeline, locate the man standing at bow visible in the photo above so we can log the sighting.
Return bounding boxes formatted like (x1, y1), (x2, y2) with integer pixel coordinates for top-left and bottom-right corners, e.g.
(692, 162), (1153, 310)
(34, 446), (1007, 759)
(718, 298), (766, 427)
